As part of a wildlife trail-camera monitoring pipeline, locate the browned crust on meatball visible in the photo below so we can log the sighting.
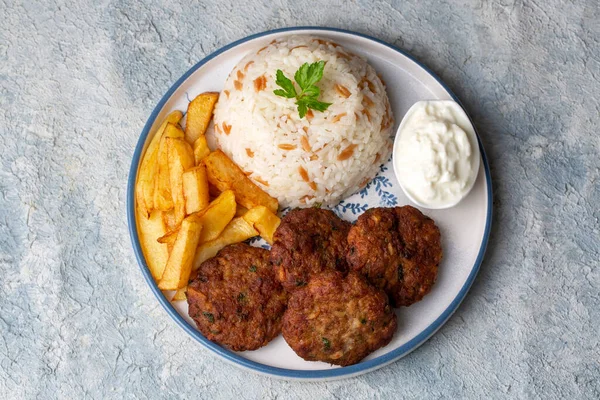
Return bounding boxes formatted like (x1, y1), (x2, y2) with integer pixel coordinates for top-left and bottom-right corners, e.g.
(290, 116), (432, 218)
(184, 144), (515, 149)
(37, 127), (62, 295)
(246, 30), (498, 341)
(282, 271), (397, 366)
(270, 208), (351, 292)
(346, 206), (442, 307)
(187, 243), (288, 351)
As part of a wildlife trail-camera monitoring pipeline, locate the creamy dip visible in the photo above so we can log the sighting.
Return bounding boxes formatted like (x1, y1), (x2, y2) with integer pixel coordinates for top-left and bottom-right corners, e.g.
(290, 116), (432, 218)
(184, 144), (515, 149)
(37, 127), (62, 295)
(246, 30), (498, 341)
(393, 100), (480, 209)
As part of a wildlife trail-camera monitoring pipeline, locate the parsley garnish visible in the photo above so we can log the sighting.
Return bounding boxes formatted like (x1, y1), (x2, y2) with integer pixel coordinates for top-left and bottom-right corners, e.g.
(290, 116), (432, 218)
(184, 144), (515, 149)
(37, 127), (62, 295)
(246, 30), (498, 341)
(274, 61), (332, 118)
(322, 337), (331, 350)
(237, 292), (247, 303)
(202, 312), (214, 323)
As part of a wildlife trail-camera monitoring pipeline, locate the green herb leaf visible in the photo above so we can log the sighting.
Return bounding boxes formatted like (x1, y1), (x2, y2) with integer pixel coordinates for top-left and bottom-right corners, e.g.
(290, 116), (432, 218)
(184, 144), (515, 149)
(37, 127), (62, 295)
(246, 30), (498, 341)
(237, 292), (247, 303)
(275, 70), (297, 98)
(307, 61), (325, 87)
(294, 62), (311, 90)
(202, 312), (214, 323)
(249, 265), (257, 272)
(273, 89), (295, 99)
(302, 97), (332, 112)
(297, 102), (308, 119)
(296, 61), (325, 89)
(273, 61), (331, 119)
(302, 85), (320, 98)
(322, 337), (331, 350)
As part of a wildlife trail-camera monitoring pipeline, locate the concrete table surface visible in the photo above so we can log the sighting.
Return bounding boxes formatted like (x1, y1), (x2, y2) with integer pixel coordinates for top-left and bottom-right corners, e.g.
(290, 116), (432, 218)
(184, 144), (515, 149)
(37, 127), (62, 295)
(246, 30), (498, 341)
(1, 1), (598, 398)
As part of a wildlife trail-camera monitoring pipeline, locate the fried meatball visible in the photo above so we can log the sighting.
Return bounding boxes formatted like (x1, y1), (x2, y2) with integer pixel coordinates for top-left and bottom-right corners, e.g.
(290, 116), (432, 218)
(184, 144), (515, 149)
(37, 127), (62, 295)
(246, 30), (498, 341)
(347, 206), (442, 307)
(282, 271), (396, 366)
(187, 243), (287, 351)
(270, 208), (351, 292)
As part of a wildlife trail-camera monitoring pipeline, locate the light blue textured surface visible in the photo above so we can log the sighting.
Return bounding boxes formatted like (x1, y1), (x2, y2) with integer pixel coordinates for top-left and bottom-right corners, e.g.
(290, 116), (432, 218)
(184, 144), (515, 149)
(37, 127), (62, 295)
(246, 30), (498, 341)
(1, 1), (599, 398)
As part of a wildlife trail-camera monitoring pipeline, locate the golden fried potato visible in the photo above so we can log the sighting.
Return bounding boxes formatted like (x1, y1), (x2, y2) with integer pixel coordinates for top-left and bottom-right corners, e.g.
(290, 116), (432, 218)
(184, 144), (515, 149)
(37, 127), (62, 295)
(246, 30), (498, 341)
(158, 214), (203, 290)
(136, 111), (183, 217)
(172, 287), (187, 301)
(185, 92), (219, 145)
(157, 229), (178, 245)
(137, 208), (169, 281)
(155, 123), (185, 211)
(182, 165), (210, 215)
(157, 228), (178, 254)
(193, 135), (211, 165)
(193, 217), (258, 270)
(242, 206), (281, 245)
(167, 137), (195, 227)
(203, 150), (278, 213)
(162, 209), (178, 233)
(196, 189), (236, 243)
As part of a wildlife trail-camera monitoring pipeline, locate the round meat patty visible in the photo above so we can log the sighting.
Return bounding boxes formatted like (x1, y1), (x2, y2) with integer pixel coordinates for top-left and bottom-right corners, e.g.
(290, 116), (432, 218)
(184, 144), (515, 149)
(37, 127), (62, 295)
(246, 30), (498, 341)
(270, 208), (351, 292)
(187, 243), (287, 351)
(282, 271), (397, 366)
(346, 206), (442, 307)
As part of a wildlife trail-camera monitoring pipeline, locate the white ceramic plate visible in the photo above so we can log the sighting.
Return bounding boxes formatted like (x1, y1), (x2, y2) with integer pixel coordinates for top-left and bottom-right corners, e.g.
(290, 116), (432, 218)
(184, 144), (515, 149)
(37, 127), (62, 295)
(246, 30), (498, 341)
(127, 27), (492, 381)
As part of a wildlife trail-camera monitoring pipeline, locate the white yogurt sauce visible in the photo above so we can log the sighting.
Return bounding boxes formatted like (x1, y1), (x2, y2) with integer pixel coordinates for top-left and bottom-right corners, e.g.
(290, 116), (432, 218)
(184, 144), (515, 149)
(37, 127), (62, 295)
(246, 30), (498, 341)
(392, 100), (480, 209)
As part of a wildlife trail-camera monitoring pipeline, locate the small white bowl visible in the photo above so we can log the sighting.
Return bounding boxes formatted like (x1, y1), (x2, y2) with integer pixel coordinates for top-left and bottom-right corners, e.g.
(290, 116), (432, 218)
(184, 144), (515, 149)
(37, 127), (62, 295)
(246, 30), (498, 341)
(392, 100), (481, 210)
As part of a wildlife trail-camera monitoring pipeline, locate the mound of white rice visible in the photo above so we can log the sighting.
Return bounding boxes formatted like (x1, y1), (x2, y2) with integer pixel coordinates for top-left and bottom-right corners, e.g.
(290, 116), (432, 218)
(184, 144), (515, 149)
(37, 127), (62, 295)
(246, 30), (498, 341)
(212, 35), (394, 208)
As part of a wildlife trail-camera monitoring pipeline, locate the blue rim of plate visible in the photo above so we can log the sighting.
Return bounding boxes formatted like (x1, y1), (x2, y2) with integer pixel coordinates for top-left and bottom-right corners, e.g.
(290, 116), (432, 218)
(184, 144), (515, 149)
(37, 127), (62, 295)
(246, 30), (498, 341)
(127, 26), (493, 380)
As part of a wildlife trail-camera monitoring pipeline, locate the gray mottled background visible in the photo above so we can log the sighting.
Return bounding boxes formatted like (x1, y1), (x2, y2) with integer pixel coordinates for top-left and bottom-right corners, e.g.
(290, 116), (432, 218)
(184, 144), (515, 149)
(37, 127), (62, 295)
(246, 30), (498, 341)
(1, 0), (599, 398)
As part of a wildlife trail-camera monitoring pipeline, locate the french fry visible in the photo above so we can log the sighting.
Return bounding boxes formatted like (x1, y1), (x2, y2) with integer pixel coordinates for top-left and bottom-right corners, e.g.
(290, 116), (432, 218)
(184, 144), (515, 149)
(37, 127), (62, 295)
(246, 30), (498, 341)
(185, 92), (219, 145)
(137, 208), (169, 281)
(154, 123), (185, 211)
(193, 217), (258, 270)
(193, 135), (211, 165)
(196, 189), (236, 243)
(242, 206), (281, 245)
(162, 209), (178, 233)
(158, 214), (203, 290)
(158, 228), (178, 254)
(183, 165), (210, 215)
(136, 111), (183, 217)
(135, 148), (158, 218)
(157, 229), (178, 245)
(167, 137), (195, 227)
(203, 150), (278, 213)
(172, 287), (187, 301)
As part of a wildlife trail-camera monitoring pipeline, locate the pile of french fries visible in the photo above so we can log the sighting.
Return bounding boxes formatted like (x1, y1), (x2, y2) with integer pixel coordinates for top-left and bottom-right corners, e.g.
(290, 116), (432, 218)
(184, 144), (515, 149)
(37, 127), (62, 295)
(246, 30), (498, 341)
(135, 93), (281, 301)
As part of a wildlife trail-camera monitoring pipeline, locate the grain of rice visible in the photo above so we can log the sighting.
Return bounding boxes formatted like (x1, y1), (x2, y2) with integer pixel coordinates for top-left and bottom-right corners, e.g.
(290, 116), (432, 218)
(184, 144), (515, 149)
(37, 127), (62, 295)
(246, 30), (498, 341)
(298, 166), (309, 182)
(253, 75), (267, 92)
(331, 113), (347, 123)
(222, 122), (231, 135)
(337, 144), (357, 161)
(335, 84), (351, 98)
(300, 136), (311, 152)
